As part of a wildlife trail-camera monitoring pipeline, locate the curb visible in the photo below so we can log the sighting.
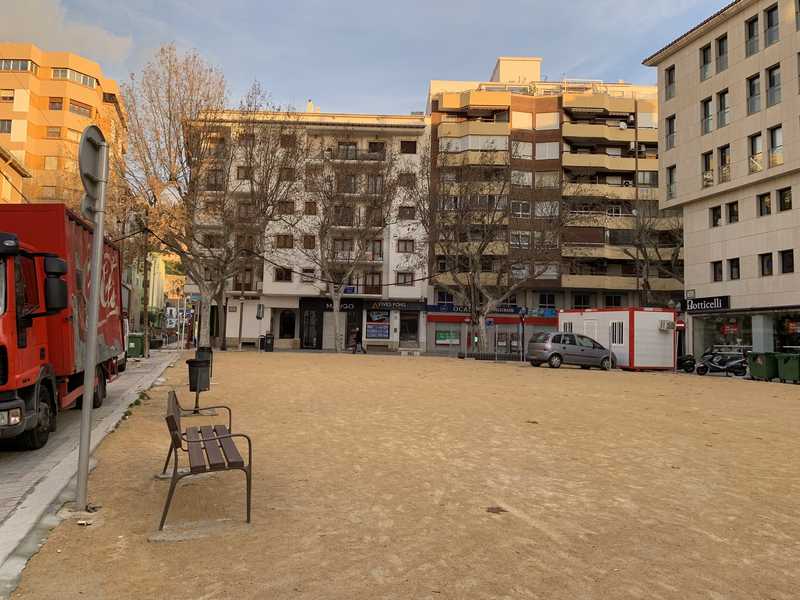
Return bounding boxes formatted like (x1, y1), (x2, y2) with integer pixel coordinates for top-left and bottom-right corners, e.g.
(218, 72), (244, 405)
(0, 350), (181, 598)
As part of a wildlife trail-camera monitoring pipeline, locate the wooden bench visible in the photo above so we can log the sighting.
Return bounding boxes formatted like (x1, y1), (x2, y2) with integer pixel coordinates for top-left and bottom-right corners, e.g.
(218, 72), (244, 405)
(159, 392), (252, 530)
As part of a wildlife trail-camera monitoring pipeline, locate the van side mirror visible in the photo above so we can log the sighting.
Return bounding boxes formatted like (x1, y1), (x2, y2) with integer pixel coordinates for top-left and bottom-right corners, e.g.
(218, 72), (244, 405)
(44, 257), (68, 312)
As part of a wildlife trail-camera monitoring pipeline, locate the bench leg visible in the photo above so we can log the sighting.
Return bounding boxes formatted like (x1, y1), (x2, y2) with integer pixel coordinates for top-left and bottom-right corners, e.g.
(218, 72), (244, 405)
(159, 453), (180, 531)
(245, 466), (252, 524)
(160, 446), (172, 475)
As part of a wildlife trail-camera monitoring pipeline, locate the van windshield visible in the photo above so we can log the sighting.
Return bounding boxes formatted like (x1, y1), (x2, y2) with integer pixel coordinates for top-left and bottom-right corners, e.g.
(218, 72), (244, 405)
(0, 259), (5, 316)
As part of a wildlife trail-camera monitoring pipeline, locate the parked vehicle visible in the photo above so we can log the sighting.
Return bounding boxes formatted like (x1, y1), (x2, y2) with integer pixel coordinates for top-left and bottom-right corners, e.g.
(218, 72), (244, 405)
(0, 204), (124, 449)
(677, 354), (696, 373)
(528, 331), (616, 370)
(695, 352), (748, 377)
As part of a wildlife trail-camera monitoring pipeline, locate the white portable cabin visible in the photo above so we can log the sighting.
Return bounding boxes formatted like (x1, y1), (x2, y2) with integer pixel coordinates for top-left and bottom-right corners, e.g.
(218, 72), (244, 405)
(558, 308), (677, 370)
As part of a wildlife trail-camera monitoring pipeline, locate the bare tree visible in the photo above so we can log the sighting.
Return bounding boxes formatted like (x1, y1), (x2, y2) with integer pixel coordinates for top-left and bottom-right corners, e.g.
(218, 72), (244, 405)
(271, 136), (404, 352)
(410, 142), (572, 352)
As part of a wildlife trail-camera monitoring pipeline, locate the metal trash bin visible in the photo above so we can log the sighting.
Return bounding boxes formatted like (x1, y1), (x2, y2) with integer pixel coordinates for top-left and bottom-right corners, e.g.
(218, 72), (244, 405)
(776, 353), (800, 384)
(127, 333), (145, 358)
(196, 346), (213, 378)
(186, 359), (211, 392)
(748, 352), (778, 381)
(262, 334), (274, 352)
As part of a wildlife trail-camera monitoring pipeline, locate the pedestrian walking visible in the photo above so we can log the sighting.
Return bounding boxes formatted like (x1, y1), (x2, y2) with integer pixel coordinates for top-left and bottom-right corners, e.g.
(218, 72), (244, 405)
(353, 327), (366, 354)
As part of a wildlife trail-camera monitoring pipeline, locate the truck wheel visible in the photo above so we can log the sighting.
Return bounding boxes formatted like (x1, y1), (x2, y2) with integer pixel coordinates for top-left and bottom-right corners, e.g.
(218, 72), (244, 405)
(22, 387), (52, 450)
(92, 369), (106, 409)
(117, 354), (127, 373)
(548, 354), (562, 369)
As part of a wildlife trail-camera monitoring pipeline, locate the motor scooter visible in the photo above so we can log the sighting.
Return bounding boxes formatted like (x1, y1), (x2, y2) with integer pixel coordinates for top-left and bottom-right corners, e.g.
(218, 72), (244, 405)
(695, 352), (748, 377)
(676, 354), (696, 373)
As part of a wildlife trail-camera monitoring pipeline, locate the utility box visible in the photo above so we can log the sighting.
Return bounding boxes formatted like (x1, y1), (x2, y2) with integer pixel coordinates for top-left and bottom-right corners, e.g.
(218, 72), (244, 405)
(127, 333), (145, 358)
(558, 307), (677, 371)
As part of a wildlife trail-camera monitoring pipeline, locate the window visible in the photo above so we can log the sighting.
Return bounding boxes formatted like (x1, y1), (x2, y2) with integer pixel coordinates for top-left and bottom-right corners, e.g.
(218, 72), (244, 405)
(68, 101), (91, 118)
(398, 206), (416, 220)
(726, 201), (739, 224)
(364, 272), (382, 294)
(367, 174), (383, 194)
(437, 289), (455, 305)
(666, 165), (677, 199)
(712, 260), (723, 282)
(0, 89), (12, 102)
(236, 166), (251, 180)
(665, 65), (676, 100)
(337, 142), (357, 159)
(717, 90), (730, 128)
(767, 64), (781, 107)
(759, 252), (773, 276)
(765, 4), (779, 47)
(0, 59), (38, 74)
(511, 141), (532, 159)
(716, 35), (728, 73)
(398, 172), (416, 188)
(397, 239), (414, 253)
(333, 205), (354, 226)
(45, 126), (60, 138)
(702, 152), (714, 187)
(665, 115), (676, 149)
(400, 140), (417, 154)
(780, 249), (795, 274)
(746, 16), (759, 56)
(605, 294), (622, 308)
(610, 321), (624, 345)
(337, 174), (356, 193)
(304, 201), (317, 215)
(49, 97), (63, 111)
(275, 234), (294, 249)
(279, 133), (296, 149)
(538, 293), (555, 309)
(768, 125), (783, 167)
(510, 230), (531, 249)
(302, 235), (315, 250)
(279, 167), (295, 182)
(749, 132), (763, 173)
(277, 201), (294, 215)
(718, 145), (731, 183)
(710, 205), (722, 228)
(778, 187), (792, 211)
(305, 165), (322, 192)
(700, 44), (712, 81)
(728, 258), (740, 280)
(534, 112), (559, 130)
(52, 67), (96, 88)
(301, 268), (315, 283)
(367, 141), (385, 155)
(511, 170), (533, 187)
(535, 142), (559, 160)
(747, 74), (761, 114)
(701, 98), (713, 134)
(758, 193), (772, 216)
(511, 201), (530, 217)
(572, 294), (590, 309)
(274, 268), (292, 282)
(237, 201), (255, 219)
(205, 169), (224, 191)
(396, 272), (414, 286)
(0, 120), (10, 134)
(44, 156), (58, 170)
(15, 256), (40, 321)
(534, 200), (558, 217)
(535, 171), (560, 189)
(511, 111), (533, 129)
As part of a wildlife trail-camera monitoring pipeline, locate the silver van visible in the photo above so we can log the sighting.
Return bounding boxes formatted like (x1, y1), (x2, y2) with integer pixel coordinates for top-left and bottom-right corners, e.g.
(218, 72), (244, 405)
(528, 331), (616, 370)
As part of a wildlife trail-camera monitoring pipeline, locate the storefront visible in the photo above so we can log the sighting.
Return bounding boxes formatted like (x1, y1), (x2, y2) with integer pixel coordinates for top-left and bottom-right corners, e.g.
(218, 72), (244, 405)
(363, 300), (427, 351)
(687, 295), (800, 355)
(299, 298), (363, 350)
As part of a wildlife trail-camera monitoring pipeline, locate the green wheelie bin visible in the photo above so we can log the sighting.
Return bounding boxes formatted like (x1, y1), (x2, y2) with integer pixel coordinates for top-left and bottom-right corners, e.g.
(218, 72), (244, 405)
(776, 353), (800, 384)
(748, 352), (778, 381)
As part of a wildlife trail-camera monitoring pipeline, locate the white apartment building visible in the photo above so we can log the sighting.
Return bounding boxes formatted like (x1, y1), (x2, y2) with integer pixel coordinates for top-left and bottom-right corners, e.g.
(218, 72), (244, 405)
(644, 0), (800, 355)
(224, 111), (430, 351)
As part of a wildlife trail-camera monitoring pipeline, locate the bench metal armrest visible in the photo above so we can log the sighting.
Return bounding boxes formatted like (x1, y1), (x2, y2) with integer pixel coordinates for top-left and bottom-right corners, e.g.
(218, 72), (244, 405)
(197, 405), (233, 429)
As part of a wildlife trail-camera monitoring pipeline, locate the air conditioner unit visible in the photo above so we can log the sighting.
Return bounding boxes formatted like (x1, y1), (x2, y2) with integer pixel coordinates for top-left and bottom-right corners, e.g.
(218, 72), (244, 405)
(629, 141), (637, 151)
(658, 320), (676, 331)
(623, 181), (631, 187)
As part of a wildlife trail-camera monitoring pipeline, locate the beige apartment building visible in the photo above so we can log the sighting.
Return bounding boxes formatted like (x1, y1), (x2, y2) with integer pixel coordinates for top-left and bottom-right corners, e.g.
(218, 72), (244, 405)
(644, 0), (800, 355)
(0, 43), (126, 205)
(427, 57), (681, 352)
(0, 141), (31, 203)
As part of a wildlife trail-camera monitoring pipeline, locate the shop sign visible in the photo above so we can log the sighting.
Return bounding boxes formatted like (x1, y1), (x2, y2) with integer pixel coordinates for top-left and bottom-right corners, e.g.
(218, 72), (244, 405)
(366, 310), (390, 339)
(323, 301), (359, 312)
(427, 304), (519, 315)
(686, 295), (730, 314)
(435, 330), (460, 345)
(367, 300), (426, 311)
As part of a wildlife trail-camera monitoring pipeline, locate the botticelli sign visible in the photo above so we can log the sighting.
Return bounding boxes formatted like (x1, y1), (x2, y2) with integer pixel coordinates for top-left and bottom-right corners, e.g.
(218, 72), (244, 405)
(686, 295), (730, 314)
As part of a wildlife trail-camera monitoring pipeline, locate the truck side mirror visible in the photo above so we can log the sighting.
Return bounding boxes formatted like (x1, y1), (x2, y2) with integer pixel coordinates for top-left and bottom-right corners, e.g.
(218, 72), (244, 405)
(44, 257), (68, 312)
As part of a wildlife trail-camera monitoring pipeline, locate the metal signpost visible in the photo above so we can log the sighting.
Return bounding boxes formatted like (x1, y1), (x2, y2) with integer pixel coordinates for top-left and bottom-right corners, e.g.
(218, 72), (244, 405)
(76, 125), (109, 511)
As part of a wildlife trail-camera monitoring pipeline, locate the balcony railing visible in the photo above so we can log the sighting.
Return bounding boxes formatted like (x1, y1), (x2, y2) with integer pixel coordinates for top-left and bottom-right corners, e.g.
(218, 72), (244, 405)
(702, 170), (714, 188)
(342, 284), (382, 295)
(719, 164), (731, 183)
(700, 63), (712, 81)
(747, 94), (761, 114)
(767, 86), (781, 107)
(324, 148), (386, 161)
(717, 108), (730, 128)
(765, 25), (779, 47)
(749, 152), (764, 173)
(769, 148), (784, 167)
(716, 55), (728, 73)
(746, 36), (759, 57)
(701, 116), (712, 135)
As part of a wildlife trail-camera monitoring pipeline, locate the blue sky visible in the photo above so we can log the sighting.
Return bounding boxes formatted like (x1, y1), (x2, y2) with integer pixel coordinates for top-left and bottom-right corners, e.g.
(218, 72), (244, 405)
(4, 0), (729, 114)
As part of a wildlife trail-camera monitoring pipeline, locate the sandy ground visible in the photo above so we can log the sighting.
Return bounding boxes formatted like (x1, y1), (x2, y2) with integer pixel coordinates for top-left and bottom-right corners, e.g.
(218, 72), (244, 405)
(10, 352), (800, 600)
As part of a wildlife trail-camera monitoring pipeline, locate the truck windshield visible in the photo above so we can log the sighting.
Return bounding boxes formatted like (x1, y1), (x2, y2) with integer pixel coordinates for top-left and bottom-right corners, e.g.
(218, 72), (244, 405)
(0, 259), (5, 316)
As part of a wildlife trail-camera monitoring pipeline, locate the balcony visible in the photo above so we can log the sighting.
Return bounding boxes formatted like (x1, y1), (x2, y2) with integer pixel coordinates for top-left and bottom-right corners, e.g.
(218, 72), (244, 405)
(323, 148), (385, 161)
(769, 148), (784, 168)
(437, 120), (509, 138)
(436, 149), (508, 167)
(563, 181), (656, 201)
(719, 164), (731, 183)
(437, 90), (511, 112)
(341, 283), (383, 296)
(702, 169), (714, 188)
(562, 93), (636, 114)
(749, 152), (764, 174)
(561, 152), (657, 172)
(561, 273), (683, 292)
(561, 121), (657, 144)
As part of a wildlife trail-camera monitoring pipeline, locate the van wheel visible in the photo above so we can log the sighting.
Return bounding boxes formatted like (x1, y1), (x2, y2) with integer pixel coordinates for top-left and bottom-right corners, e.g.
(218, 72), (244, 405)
(92, 370), (106, 409)
(21, 387), (52, 450)
(600, 357), (612, 371)
(548, 354), (562, 369)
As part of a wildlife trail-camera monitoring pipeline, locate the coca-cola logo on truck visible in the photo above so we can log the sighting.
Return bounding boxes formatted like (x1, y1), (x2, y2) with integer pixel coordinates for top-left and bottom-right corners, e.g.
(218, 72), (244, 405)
(685, 295), (730, 314)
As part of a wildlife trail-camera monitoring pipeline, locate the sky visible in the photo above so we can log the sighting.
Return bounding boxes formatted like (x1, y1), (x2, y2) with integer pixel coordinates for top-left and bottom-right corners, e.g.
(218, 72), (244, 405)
(2, 0), (730, 114)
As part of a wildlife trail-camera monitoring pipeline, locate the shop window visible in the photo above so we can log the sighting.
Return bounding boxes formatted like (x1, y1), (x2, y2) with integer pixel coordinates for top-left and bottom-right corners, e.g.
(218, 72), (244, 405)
(279, 310), (296, 339)
(759, 252), (773, 276)
(780, 249), (794, 274)
(712, 260), (723, 282)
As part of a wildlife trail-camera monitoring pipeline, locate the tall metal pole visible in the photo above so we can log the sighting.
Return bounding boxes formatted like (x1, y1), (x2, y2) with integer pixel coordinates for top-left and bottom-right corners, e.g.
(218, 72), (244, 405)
(633, 96), (641, 307)
(76, 141), (108, 511)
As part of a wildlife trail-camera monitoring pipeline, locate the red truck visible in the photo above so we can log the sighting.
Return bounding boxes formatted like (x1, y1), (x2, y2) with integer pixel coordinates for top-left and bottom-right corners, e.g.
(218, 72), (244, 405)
(0, 204), (125, 449)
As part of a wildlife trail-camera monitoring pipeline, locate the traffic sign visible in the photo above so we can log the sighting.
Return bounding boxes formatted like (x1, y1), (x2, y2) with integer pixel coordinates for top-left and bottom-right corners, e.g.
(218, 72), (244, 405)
(78, 125), (108, 219)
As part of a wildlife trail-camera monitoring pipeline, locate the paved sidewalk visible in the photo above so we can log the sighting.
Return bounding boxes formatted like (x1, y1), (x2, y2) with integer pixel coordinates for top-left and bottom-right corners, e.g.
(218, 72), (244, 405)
(0, 349), (180, 595)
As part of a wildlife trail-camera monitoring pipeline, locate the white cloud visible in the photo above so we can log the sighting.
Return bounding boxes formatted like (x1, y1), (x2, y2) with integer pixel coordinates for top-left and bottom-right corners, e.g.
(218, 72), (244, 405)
(1, 0), (132, 65)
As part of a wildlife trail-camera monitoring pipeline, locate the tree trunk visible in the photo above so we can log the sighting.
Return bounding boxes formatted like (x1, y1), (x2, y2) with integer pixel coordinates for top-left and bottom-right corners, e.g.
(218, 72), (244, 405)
(477, 312), (488, 353)
(216, 288), (228, 351)
(329, 283), (343, 353)
(198, 288), (212, 348)
(141, 233), (150, 358)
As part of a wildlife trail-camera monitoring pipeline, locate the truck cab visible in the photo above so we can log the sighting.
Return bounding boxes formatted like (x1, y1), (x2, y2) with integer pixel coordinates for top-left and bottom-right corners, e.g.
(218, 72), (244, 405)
(0, 232), (69, 449)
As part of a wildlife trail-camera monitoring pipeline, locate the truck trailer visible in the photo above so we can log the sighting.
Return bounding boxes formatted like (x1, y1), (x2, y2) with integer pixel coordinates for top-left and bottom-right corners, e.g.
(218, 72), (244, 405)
(0, 204), (124, 449)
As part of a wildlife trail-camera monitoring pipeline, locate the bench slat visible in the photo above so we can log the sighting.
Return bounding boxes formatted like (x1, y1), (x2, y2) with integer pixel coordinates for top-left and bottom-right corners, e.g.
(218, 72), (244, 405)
(185, 427), (207, 473)
(214, 425), (245, 468)
(200, 425), (226, 470)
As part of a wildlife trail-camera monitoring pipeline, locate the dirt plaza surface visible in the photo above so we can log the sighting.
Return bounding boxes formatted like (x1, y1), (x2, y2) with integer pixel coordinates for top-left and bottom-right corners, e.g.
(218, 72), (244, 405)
(11, 352), (800, 600)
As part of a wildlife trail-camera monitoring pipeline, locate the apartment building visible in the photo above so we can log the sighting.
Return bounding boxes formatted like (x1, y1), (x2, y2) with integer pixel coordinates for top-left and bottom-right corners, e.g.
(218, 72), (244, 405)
(0, 43), (126, 204)
(214, 109), (429, 351)
(0, 141), (31, 202)
(426, 57), (682, 354)
(644, 0), (800, 356)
